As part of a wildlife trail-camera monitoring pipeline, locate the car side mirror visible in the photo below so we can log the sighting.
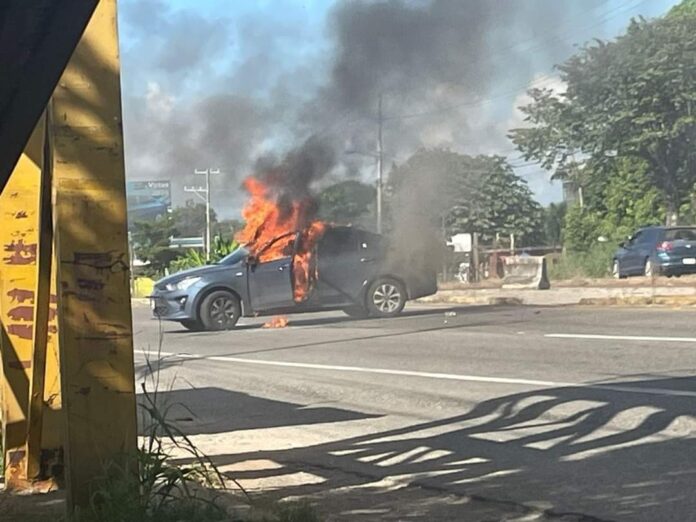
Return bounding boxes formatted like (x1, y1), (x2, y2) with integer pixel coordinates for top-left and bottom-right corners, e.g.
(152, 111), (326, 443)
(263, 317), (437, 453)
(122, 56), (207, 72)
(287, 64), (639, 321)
(246, 255), (258, 267)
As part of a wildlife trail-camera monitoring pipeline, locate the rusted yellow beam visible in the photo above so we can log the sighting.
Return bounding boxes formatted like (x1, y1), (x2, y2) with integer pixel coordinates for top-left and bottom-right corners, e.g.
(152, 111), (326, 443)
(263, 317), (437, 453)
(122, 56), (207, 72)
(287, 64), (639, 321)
(25, 111), (55, 480)
(51, 0), (137, 511)
(0, 114), (61, 492)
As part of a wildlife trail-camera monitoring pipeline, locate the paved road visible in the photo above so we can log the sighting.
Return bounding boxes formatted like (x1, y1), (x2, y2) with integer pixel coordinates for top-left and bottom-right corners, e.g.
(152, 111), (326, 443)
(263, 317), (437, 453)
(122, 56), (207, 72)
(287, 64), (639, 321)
(132, 302), (696, 521)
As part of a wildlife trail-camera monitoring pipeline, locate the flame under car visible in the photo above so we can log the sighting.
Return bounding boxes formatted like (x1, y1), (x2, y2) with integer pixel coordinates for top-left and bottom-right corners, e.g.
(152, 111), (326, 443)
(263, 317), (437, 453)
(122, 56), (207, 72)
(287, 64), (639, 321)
(150, 225), (437, 331)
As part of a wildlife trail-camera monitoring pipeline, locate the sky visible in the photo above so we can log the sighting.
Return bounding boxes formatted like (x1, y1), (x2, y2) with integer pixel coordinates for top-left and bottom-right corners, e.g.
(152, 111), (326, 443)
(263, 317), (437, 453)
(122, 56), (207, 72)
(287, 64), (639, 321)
(117, 0), (680, 218)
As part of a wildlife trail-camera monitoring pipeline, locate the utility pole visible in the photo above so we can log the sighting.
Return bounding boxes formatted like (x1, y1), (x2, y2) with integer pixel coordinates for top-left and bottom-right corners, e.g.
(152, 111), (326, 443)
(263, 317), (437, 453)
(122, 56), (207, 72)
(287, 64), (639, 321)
(376, 93), (384, 234)
(184, 168), (220, 261)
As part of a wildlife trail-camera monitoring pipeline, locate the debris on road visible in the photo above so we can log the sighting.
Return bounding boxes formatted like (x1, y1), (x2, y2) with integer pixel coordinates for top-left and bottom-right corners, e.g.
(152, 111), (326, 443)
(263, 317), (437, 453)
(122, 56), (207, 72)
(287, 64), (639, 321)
(263, 316), (290, 328)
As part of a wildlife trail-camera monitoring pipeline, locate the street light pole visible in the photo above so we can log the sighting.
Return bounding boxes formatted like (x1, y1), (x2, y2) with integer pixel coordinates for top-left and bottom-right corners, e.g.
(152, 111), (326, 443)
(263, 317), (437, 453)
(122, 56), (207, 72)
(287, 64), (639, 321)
(185, 168), (220, 261)
(376, 94), (383, 234)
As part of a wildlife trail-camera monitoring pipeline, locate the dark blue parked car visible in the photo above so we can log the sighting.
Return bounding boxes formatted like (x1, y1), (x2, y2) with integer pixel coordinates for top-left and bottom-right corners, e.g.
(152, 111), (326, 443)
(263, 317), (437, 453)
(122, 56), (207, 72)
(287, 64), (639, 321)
(612, 226), (696, 278)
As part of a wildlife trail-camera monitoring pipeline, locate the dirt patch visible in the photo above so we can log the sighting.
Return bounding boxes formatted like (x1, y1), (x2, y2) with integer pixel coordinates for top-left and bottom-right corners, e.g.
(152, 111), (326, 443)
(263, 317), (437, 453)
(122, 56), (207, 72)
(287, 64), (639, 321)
(0, 490), (65, 522)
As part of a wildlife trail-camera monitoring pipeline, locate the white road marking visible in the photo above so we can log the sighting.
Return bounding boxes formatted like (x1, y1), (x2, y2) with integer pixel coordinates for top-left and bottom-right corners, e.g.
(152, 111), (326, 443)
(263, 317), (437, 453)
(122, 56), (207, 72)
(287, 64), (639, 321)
(546, 333), (696, 343)
(134, 349), (696, 398)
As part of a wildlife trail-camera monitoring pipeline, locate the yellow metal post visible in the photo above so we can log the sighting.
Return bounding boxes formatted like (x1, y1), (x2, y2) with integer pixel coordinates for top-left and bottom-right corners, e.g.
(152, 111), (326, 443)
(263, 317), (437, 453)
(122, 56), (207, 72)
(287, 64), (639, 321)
(50, 0), (137, 510)
(0, 115), (62, 491)
(25, 112), (54, 480)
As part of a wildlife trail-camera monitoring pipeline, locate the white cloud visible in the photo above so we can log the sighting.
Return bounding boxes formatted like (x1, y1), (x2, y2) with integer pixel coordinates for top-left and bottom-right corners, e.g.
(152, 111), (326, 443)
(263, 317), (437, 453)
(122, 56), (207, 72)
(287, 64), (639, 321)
(145, 81), (175, 115)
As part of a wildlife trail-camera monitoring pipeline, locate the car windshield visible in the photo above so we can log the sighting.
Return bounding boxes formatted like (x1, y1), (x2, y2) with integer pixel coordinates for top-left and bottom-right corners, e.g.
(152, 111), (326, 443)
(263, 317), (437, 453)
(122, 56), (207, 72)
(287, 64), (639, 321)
(664, 228), (696, 241)
(217, 247), (248, 265)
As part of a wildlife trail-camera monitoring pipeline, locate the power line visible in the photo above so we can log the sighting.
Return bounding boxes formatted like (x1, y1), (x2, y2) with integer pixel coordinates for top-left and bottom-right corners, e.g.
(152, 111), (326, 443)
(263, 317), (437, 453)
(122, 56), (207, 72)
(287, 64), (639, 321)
(379, 0), (651, 123)
(184, 168), (220, 261)
(383, 0), (648, 98)
(309, 0), (650, 140)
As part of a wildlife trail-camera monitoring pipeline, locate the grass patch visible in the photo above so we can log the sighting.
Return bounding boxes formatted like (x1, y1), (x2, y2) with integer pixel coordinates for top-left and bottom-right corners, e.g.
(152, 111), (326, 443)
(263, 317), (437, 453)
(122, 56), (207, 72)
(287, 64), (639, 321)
(548, 243), (615, 280)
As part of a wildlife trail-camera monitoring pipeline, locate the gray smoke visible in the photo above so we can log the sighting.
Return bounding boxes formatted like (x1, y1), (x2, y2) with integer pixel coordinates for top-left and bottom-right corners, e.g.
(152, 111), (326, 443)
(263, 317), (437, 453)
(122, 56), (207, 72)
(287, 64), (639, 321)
(253, 136), (336, 225)
(121, 0), (616, 218)
(306, 0), (607, 160)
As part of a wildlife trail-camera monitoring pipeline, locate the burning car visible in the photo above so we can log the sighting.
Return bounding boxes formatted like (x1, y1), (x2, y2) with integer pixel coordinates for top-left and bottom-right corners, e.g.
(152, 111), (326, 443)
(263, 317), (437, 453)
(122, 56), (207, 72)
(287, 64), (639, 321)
(150, 225), (437, 331)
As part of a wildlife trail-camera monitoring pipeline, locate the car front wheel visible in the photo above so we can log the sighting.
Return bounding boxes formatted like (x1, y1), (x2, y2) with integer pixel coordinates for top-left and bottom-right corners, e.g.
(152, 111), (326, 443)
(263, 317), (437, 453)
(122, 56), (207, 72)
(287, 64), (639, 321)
(200, 290), (241, 331)
(366, 278), (406, 318)
(180, 319), (204, 331)
(343, 306), (369, 318)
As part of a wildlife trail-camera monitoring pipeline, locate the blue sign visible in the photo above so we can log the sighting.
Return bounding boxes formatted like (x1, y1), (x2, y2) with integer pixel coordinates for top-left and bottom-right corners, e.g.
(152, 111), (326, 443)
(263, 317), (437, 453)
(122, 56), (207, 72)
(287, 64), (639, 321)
(127, 180), (171, 222)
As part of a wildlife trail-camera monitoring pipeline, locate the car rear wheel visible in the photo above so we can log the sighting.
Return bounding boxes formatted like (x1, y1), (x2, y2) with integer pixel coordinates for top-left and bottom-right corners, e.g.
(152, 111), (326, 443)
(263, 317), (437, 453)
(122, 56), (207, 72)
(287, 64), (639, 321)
(200, 290), (241, 331)
(343, 306), (369, 318)
(366, 278), (406, 318)
(644, 258), (655, 277)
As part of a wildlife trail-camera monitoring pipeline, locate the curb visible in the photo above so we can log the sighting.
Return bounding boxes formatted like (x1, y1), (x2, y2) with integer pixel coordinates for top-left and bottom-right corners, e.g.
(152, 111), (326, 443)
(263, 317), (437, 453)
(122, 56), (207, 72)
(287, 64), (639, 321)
(419, 293), (696, 308)
(578, 296), (696, 307)
(418, 296), (525, 306)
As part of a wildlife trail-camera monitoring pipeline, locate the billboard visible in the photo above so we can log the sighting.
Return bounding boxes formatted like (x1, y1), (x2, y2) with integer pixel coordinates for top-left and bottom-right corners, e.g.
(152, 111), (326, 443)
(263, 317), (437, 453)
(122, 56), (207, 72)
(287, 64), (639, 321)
(127, 180), (171, 223)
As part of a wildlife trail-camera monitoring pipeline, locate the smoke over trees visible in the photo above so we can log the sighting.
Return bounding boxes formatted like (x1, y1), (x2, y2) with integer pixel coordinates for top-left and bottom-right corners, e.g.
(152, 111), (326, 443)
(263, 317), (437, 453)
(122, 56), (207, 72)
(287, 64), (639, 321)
(121, 0), (622, 216)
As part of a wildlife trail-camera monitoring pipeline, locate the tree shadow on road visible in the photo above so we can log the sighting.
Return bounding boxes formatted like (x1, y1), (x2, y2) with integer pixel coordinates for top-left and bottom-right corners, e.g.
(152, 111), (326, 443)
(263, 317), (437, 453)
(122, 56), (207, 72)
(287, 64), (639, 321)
(166, 375), (696, 521)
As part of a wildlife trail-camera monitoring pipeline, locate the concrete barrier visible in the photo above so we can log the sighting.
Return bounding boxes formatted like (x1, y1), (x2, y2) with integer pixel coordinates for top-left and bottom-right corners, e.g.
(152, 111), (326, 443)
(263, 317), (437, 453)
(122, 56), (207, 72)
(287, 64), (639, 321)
(502, 255), (550, 290)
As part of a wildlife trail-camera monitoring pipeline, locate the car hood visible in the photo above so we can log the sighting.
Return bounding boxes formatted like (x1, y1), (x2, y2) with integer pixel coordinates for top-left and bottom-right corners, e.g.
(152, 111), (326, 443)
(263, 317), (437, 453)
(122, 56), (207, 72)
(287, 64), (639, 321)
(155, 264), (232, 288)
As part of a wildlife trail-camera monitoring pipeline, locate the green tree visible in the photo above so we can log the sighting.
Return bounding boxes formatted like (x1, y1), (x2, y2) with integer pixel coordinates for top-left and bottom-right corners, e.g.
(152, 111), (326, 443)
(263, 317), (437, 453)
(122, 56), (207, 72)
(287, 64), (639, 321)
(544, 202), (567, 246)
(130, 217), (180, 276)
(562, 158), (664, 251)
(388, 149), (543, 246)
(318, 180), (376, 224)
(171, 202), (218, 238)
(213, 218), (243, 240)
(511, 7), (696, 224)
(669, 0), (696, 17)
(447, 156), (544, 246)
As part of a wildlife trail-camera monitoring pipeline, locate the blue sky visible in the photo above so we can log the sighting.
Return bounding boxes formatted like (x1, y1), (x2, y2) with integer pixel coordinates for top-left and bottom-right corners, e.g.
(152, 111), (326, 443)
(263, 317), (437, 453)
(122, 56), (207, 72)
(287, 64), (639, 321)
(118, 0), (682, 216)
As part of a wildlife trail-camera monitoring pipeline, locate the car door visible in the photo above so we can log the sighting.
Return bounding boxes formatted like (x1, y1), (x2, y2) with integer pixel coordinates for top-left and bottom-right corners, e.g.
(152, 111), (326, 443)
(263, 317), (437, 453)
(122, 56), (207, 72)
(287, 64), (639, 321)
(633, 229), (657, 273)
(316, 227), (363, 305)
(248, 234), (297, 311)
(620, 231), (643, 274)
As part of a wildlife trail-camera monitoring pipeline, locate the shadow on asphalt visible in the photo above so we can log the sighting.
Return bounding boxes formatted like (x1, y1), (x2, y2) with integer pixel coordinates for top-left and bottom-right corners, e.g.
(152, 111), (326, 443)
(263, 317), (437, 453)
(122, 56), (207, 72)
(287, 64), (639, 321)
(137, 386), (378, 436)
(149, 305), (549, 361)
(158, 304), (547, 334)
(164, 375), (696, 521)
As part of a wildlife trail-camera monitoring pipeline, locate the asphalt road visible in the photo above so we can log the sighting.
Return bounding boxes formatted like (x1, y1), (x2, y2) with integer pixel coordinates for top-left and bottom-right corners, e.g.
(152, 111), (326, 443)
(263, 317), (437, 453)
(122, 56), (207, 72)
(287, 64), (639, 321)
(132, 302), (696, 521)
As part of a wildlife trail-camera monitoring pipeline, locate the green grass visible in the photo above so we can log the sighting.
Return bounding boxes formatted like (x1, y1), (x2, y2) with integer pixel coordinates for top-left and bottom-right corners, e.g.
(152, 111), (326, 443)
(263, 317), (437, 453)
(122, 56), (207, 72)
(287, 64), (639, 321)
(548, 243), (616, 280)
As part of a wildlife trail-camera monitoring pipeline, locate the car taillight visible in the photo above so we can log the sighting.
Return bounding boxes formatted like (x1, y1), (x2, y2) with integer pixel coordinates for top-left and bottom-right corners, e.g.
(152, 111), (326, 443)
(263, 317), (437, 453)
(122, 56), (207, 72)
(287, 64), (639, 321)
(658, 241), (674, 252)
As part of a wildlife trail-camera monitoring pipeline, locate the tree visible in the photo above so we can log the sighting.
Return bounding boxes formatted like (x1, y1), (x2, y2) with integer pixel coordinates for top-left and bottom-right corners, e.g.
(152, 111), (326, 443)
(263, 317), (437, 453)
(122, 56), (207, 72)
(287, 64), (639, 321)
(544, 202), (567, 246)
(449, 156), (544, 245)
(511, 7), (696, 224)
(562, 158), (664, 251)
(171, 202), (218, 238)
(130, 217), (180, 276)
(669, 0), (696, 17)
(318, 180), (376, 224)
(213, 218), (244, 240)
(388, 149), (544, 246)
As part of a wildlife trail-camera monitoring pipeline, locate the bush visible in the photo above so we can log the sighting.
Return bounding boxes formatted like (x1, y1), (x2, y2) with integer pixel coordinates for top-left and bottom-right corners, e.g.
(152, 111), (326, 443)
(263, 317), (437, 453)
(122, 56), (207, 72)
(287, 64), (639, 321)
(170, 236), (239, 273)
(548, 243), (616, 280)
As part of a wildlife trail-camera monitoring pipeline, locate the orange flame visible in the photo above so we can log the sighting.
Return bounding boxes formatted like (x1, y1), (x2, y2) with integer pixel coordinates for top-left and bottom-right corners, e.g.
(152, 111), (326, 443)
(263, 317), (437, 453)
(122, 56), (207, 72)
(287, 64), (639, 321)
(263, 315), (289, 328)
(236, 176), (327, 303)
